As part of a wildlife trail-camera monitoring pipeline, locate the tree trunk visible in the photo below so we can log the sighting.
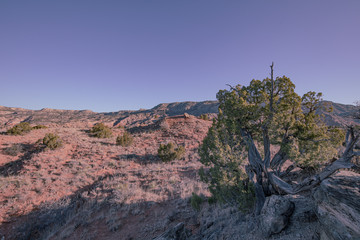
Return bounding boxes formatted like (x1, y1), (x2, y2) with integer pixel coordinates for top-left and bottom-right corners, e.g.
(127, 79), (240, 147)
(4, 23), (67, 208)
(247, 127), (359, 214)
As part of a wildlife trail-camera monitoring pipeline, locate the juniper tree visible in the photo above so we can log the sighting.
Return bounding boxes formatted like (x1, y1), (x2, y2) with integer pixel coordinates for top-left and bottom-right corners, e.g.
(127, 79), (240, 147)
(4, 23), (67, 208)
(199, 63), (359, 214)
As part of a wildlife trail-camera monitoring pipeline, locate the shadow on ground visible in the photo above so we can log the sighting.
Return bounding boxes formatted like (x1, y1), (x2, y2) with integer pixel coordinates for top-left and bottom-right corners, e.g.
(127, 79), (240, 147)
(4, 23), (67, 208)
(116, 153), (160, 165)
(0, 144), (43, 177)
(0, 173), (195, 240)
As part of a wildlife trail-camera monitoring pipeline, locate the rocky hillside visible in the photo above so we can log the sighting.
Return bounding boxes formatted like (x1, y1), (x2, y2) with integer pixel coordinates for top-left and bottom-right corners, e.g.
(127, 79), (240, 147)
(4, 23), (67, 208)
(1, 100), (358, 129)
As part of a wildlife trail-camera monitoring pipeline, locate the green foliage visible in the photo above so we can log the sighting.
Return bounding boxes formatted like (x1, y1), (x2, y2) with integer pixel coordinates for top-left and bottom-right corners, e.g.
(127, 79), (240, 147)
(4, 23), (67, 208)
(200, 114), (209, 121)
(32, 125), (48, 129)
(116, 131), (134, 147)
(43, 133), (63, 150)
(7, 122), (32, 135)
(214, 77), (343, 168)
(190, 193), (203, 211)
(90, 123), (113, 138)
(157, 142), (185, 162)
(199, 75), (343, 210)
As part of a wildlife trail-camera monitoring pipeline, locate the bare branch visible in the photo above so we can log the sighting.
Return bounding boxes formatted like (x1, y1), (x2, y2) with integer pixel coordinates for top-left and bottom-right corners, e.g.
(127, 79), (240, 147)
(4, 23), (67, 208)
(263, 129), (271, 169)
(270, 62), (274, 112)
(343, 128), (359, 158)
(263, 62), (275, 169)
(226, 84), (237, 91)
(270, 131), (289, 170)
(270, 148), (288, 170)
(268, 173), (294, 194)
(254, 182), (266, 215)
(280, 164), (295, 178)
(240, 128), (263, 173)
(268, 127), (359, 194)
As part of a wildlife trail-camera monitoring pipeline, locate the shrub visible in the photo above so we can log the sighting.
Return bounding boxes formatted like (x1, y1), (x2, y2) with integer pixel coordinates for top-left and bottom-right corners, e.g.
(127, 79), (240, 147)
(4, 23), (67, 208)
(116, 131), (134, 147)
(157, 142), (185, 162)
(7, 122), (32, 135)
(32, 125), (48, 129)
(43, 133), (63, 150)
(159, 120), (170, 131)
(90, 123), (112, 138)
(3, 144), (24, 156)
(200, 114), (209, 121)
(190, 192), (203, 211)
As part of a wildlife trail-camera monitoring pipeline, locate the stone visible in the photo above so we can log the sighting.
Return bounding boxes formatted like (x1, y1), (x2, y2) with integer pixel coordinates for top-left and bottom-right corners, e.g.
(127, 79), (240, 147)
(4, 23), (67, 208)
(313, 171), (360, 240)
(260, 195), (295, 237)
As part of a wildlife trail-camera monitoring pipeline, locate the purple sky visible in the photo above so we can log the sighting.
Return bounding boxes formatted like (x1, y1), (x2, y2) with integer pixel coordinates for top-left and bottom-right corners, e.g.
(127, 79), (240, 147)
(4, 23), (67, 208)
(1, 1), (359, 112)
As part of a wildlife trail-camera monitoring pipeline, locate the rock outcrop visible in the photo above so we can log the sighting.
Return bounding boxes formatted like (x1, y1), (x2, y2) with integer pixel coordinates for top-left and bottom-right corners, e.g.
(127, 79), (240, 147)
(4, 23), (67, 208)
(313, 171), (360, 240)
(260, 195), (295, 237)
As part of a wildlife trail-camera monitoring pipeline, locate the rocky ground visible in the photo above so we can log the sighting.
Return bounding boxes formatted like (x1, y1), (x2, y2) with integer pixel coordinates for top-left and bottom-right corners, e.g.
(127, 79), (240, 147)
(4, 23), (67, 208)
(0, 101), (359, 240)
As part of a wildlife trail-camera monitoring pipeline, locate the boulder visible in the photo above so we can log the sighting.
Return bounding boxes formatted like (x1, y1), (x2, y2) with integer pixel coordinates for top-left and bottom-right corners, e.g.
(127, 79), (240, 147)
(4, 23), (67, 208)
(313, 171), (360, 240)
(260, 195), (295, 237)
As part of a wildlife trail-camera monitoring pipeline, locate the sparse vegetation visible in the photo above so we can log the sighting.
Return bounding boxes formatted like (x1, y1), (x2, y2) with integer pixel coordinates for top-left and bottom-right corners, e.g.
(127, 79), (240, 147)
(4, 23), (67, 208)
(157, 142), (185, 162)
(116, 131), (134, 147)
(0, 92), (357, 240)
(7, 122), (32, 135)
(32, 125), (48, 129)
(43, 133), (63, 150)
(190, 192), (203, 211)
(200, 114), (209, 121)
(90, 123), (113, 138)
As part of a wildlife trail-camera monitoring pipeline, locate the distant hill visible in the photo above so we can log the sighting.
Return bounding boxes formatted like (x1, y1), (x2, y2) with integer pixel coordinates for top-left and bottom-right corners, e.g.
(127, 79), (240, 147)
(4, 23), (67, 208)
(151, 100), (219, 116)
(0, 100), (358, 128)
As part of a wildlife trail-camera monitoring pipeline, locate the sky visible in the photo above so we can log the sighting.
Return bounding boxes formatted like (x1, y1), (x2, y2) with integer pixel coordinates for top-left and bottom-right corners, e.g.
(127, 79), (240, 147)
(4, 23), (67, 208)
(0, 0), (359, 112)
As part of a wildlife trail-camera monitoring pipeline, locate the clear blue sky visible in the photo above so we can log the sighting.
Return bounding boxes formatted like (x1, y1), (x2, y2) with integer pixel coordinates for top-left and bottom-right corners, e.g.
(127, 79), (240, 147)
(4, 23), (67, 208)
(1, 1), (359, 112)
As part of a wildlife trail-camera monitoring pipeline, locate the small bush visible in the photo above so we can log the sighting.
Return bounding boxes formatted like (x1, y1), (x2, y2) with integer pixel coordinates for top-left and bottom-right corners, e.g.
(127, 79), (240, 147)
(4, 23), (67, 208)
(32, 125), (48, 129)
(200, 114), (209, 121)
(90, 123), (113, 138)
(43, 133), (63, 150)
(157, 142), (185, 162)
(191, 193), (203, 211)
(116, 131), (134, 147)
(7, 122), (32, 135)
(159, 120), (170, 131)
(3, 144), (24, 156)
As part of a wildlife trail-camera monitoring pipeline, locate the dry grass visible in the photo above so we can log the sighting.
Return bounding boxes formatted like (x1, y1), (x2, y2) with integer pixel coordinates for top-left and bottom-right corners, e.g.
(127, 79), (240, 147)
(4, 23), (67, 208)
(0, 115), (212, 239)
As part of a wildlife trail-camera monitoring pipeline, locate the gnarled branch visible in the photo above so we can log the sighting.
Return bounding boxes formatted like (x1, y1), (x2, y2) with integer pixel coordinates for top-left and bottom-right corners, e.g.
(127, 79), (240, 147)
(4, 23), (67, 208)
(269, 127), (359, 194)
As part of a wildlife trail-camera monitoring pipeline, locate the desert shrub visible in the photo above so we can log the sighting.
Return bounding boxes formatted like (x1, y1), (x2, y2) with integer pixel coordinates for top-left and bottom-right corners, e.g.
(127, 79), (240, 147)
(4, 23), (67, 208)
(190, 193), (203, 211)
(157, 142), (185, 162)
(7, 122), (32, 135)
(90, 123), (113, 138)
(32, 125), (48, 129)
(159, 120), (170, 131)
(116, 131), (134, 147)
(3, 144), (24, 156)
(43, 133), (63, 150)
(200, 114), (209, 121)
